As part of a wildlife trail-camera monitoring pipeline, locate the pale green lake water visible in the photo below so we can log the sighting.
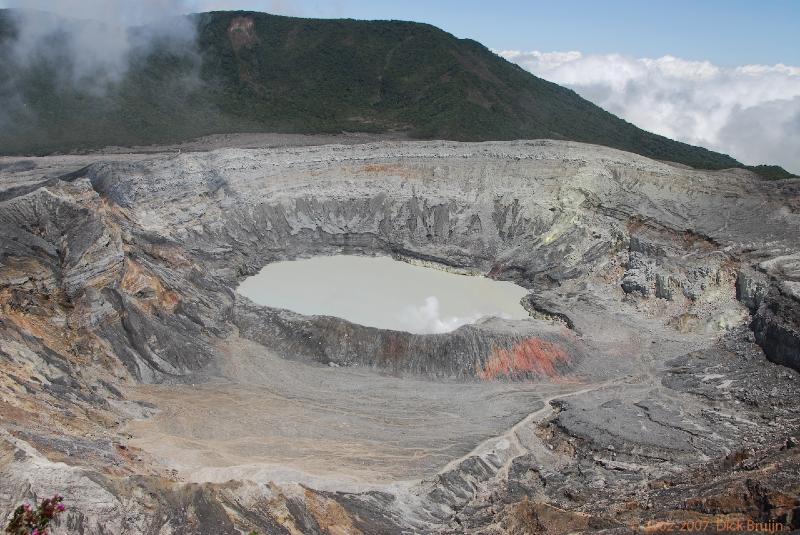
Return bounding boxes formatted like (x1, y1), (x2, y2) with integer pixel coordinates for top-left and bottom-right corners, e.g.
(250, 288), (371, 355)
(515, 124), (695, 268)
(237, 255), (529, 334)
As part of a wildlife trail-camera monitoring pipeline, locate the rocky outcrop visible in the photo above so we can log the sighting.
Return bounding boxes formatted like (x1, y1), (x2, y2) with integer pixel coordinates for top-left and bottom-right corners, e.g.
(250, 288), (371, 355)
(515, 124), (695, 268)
(752, 286), (800, 371)
(738, 256), (800, 372)
(736, 268), (769, 310)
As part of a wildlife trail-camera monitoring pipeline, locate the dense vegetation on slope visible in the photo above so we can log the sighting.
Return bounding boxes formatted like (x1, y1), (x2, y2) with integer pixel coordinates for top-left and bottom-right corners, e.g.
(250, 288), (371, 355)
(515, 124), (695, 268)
(0, 10), (794, 177)
(743, 165), (798, 181)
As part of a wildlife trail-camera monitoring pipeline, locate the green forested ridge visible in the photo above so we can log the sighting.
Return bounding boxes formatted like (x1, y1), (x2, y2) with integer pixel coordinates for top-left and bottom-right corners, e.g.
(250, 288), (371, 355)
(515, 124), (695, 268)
(0, 10), (794, 178)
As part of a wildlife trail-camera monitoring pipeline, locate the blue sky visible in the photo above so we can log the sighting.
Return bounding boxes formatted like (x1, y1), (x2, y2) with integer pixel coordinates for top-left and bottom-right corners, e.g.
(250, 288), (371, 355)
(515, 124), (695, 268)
(189, 0), (799, 66)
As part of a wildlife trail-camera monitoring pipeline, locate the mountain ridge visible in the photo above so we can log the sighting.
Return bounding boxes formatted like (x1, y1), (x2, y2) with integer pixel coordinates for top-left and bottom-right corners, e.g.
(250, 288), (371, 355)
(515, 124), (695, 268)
(0, 9), (794, 178)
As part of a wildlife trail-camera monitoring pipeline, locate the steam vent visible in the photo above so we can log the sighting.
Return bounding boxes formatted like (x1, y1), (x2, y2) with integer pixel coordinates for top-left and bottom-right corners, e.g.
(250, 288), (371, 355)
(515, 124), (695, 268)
(1, 140), (799, 533)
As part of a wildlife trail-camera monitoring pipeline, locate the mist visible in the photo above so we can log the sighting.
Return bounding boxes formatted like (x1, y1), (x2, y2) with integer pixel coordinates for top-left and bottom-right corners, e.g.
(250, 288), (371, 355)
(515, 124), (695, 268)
(1, 1), (198, 86)
(0, 0), (216, 153)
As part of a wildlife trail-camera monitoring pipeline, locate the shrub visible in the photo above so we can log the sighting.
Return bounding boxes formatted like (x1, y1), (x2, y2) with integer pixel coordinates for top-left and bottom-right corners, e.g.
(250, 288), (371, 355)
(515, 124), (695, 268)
(5, 495), (66, 535)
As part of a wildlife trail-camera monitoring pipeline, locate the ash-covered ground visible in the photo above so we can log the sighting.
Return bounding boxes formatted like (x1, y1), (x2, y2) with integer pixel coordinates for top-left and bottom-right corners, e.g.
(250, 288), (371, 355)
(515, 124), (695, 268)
(0, 138), (798, 534)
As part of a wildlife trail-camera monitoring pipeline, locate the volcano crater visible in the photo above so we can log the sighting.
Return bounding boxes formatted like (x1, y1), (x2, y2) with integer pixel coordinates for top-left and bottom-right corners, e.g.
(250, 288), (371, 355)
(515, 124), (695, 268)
(1, 140), (799, 533)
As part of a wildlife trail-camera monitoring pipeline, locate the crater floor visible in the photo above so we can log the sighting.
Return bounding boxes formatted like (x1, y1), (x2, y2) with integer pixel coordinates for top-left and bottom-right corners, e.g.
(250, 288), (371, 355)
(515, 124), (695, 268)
(124, 337), (558, 488)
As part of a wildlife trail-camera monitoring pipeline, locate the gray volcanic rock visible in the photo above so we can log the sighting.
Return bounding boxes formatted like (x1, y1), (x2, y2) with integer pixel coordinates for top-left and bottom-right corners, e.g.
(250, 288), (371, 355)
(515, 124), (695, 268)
(233, 301), (581, 378)
(0, 139), (798, 534)
(749, 255), (800, 371)
(753, 286), (800, 371)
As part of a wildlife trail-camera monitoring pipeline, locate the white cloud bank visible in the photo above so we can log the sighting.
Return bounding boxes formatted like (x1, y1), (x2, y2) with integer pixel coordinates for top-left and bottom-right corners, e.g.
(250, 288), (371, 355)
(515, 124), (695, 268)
(498, 50), (800, 174)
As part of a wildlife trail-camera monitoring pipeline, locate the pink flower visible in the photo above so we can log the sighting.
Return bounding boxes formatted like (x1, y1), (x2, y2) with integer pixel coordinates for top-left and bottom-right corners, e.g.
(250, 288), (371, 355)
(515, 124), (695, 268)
(57, 503), (66, 511)
(32, 529), (39, 535)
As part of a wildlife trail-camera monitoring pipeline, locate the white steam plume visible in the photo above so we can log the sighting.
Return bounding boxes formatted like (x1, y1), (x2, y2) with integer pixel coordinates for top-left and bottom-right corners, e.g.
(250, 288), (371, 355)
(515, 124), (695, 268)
(1, 0), (198, 85)
(397, 296), (509, 334)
